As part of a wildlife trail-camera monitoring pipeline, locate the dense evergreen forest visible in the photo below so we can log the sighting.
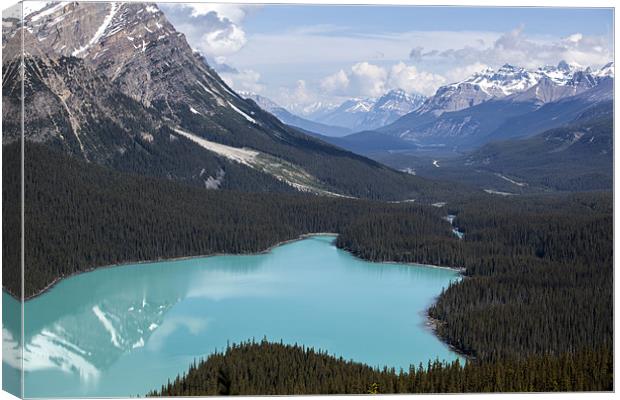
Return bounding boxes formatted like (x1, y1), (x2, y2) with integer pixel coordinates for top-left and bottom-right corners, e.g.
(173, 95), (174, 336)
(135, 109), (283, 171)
(2, 142), (452, 298)
(338, 193), (613, 362)
(2, 141), (613, 393)
(151, 191), (613, 394)
(149, 340), (612, 395)
(430, 194), (612, 362)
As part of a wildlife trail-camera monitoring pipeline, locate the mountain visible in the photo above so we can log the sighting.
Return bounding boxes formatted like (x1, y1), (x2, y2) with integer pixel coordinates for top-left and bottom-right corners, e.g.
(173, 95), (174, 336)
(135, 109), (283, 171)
(417, 62), (602, 116)
(476, 76), (613, 144)
(376, 102), (613, 194)
(3, 1), (447, 201)
(462, 102), (613, 192)
(376, 62), (613, 149)
(310, 89), (426, 131)
(240, 92), (351, 137)
(416, 64), (539, 116)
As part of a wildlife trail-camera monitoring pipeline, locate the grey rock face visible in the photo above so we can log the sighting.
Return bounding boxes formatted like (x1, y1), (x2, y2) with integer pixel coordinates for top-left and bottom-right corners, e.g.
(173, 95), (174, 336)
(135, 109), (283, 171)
(379, 62), (613, 147)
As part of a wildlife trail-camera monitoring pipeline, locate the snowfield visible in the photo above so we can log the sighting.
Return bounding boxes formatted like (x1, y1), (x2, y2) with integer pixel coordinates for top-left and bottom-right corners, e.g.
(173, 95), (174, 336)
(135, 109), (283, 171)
(227, 101), (257, 124)
(172, 128), (258, 166)
(172, 127), (352, 198)
(72, 3), (120, 56)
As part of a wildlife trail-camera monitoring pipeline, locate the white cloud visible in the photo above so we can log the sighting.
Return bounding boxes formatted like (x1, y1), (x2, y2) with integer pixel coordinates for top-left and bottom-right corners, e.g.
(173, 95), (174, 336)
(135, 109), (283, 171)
(320, 61), (445, 98)
(160, 4), (252, 59)
(350, 62), (388, 97)
(321, 62), (387, 98)
(200, 23), (246, 57)
(285, 80), (316, 105)
(221, 69), (265, 93)
(444, 62), (489, 82)
(387, 62), (447, 96)
(320, 69), (350, 93)
(432, 26), (612, 70)
(272, 80), (340, 115)
(179, 4), (250, 24)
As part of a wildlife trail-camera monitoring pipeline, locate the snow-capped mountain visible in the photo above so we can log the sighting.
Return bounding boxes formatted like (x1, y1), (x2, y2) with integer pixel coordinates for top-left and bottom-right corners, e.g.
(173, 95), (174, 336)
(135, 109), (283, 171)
(310, 89), (427, 131)
(373, 89), (427, 114)
(417, 61), (613, 116)
(376, 61), (613, 149)
(240, 92), (351, 137)
(237, 91), (274, 110)
(363, 89), (427, 129)
(594, 62), (614, 78)
(287, 101), (339, 119)
(3, 2), (429, 200)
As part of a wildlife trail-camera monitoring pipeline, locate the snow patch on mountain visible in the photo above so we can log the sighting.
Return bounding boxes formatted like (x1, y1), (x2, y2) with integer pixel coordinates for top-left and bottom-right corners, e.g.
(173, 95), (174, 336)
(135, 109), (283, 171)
(308, 89), (426, 131)
(173, 128), (258, 166)
(28, 2), (67, 22)
(72, 3), (119, 57)
(593, 62), (614, 78)
(227, 101), (257, 124)
(416, 61), (613, 116)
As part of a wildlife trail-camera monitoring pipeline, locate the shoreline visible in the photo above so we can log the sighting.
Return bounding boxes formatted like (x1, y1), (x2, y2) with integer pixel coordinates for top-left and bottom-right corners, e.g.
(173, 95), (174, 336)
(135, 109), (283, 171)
(424, 311), (474, 362)
(381, 259), (465, 274)
(337, 244), (466, 275)
(10, 232), (341, 301)
(7, 231), (468, 361)
(15, 232), (463, 301)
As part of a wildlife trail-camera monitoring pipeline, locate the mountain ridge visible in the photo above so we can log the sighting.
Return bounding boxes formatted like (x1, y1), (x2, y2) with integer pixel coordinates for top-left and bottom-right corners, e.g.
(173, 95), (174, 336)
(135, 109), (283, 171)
(240, 92), (352, 137)
(373, 63), (613, 150)
(308, 89), (426, 131)
(3, 1), (451, 201)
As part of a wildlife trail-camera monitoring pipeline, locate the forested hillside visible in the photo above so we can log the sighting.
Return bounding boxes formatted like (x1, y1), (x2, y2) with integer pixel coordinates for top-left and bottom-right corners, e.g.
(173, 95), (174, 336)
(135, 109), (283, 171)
(4, 142), (611, 363)
(374, 108), (612, 194)
(462, 109), (613, 192)
(338, 192), (612, 361)
(149, 189), (612, 394)
(3, 142), (454, 298)
(3, 144), (612, 394)
(150, 190), (613, 394)
(148, 340), (612, 395)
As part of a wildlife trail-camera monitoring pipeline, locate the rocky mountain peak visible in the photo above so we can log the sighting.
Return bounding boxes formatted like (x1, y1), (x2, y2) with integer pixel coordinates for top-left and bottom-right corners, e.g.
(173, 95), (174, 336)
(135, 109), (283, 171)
(22, 3), (190, 105)
(416, 60), (612, 116)
(238, 91), (283, 112)
(374, 89), (426, 113)
(557, 60), (571, 71)
(19, 1), (259, 127)
(594, 62), (614, 78)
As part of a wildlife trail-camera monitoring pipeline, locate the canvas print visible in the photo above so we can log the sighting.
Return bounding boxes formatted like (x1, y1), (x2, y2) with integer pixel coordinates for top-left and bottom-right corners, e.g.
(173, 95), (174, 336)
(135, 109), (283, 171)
(1, 0), (614, 398)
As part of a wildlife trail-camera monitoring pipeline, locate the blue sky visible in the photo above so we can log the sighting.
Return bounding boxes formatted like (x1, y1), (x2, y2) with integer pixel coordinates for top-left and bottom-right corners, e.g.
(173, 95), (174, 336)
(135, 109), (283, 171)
(160, 3), (614, 112)
(243, 6), (612, 37)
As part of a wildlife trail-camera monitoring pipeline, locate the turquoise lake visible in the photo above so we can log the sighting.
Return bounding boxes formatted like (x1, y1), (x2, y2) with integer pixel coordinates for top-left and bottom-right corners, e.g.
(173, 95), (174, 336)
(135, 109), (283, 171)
(3, 235), (461, 398)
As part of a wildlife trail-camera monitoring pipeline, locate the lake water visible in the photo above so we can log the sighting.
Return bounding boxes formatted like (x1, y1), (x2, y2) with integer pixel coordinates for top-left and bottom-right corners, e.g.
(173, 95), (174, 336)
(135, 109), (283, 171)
(3, 235), (461, 398)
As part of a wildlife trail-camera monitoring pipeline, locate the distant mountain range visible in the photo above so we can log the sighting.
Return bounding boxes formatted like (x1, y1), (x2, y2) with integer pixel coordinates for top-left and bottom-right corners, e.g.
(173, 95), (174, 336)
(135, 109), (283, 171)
(2, 2), (613, 201)
(461, 102), (613, 192)
(323, 61), (613, 154)
(307, 89), (427, 132)
(2, 2), (448, 201)
(416, 61), (609, 116)
(243, 89), (427, 135)
(375, 101), (613, 194)
(239, 92), (352, 137)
